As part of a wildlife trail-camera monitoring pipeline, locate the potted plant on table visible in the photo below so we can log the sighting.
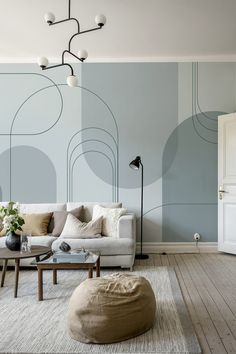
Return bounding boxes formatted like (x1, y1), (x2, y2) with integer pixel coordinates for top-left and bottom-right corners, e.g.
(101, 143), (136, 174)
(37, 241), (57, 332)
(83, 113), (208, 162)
(0, 202), (25, 251)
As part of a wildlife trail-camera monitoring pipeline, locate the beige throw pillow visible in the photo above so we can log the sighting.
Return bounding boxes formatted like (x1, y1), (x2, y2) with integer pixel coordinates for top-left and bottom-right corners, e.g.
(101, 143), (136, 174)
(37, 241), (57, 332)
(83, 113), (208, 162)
(92, 205), (127, 238)
(51, 207), (83, 236)
(60, 214), (102, 239)
(0, 212), (52, 236)
(20, 212), (52, 236)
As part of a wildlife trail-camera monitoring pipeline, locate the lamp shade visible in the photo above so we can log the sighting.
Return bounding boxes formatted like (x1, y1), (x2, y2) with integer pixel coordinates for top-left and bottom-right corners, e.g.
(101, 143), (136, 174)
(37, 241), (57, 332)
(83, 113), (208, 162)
(67, 75), (78, 87)
(37, 57), (49, 68)
(78, 50), (88, 61)
(44, 12), (55, 24)
(95, 14), (106, 27)
(129, 156), (141, 170)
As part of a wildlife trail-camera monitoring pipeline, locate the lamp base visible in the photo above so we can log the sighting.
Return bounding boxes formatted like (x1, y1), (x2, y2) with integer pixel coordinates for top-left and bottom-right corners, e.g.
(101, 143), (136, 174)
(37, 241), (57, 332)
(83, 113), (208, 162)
(135, 254), (149, 260)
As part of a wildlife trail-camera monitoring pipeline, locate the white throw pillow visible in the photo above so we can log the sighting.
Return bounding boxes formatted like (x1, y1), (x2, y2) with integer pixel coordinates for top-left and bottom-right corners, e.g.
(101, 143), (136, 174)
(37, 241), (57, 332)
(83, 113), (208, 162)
(93, 205), (127, 238)
(60, 214), (102, 239)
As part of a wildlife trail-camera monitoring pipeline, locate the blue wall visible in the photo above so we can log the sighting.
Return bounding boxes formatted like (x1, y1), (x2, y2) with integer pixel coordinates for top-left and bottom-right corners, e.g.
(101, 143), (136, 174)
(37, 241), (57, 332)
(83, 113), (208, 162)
(0, 62), (235, 242)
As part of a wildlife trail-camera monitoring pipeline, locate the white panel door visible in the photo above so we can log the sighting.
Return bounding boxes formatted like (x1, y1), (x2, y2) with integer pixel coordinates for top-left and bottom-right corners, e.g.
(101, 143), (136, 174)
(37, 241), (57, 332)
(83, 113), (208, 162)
(218, 113), (236, 254)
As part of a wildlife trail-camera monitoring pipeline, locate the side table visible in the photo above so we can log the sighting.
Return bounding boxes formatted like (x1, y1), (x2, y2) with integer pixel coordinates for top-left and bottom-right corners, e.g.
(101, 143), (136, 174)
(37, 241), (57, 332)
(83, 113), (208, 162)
(0, 246), (51, 298)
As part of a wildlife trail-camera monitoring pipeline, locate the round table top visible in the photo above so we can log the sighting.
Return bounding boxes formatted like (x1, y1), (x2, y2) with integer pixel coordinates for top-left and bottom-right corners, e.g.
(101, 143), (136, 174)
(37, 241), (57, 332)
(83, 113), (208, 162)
(0, 246), (51, 259)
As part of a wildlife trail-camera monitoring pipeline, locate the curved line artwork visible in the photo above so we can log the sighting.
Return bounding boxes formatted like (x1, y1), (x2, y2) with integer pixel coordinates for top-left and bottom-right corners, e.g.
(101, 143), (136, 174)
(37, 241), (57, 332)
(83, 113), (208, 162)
(71, 150), (115, 202)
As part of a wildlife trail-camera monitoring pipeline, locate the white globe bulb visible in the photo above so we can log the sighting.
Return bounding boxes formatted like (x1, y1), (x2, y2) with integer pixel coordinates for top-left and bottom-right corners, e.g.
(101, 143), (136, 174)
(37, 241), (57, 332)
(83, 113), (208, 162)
(78, 50), (88, 61)
(95, 14), (106, 27)
(67, 75), (78, 87)
(44, 12), (55, 24)
(37, 57), (49, 68)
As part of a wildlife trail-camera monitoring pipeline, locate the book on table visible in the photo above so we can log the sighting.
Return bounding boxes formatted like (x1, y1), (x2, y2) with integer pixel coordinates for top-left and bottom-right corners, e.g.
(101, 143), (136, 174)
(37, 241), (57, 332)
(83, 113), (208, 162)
(52, 250), (89, 263)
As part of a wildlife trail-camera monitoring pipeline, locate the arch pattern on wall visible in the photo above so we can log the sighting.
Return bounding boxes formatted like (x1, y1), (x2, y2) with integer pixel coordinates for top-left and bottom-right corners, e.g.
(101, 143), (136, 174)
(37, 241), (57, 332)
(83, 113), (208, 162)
(71, 150), (115, 202)
(0, 73), (63, 201)
(67, 127), (118, 202)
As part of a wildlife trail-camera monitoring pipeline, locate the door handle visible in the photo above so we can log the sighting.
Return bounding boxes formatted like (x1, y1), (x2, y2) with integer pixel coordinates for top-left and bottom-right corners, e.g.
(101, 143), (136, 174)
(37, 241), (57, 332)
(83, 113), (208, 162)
(218, 188), (228, 200)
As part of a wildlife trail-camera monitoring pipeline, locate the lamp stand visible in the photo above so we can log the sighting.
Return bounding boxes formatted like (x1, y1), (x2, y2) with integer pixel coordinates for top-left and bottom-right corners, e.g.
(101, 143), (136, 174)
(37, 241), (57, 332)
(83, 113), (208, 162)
(135, 161), (149, 260)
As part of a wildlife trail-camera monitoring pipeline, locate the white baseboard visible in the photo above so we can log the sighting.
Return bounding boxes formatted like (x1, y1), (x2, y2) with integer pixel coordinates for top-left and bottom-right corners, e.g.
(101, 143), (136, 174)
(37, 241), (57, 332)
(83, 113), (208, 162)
(136, 242), (218, 254)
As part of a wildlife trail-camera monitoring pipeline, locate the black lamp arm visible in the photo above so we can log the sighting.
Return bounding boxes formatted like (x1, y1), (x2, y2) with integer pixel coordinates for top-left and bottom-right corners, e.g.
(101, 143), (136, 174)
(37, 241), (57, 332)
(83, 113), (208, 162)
(68, 26), (101, 52)
(42, 63), (74, 76)
(68, 0), (71, 18)
(62, 50), (84, 63)
(49, 18), (80, 33)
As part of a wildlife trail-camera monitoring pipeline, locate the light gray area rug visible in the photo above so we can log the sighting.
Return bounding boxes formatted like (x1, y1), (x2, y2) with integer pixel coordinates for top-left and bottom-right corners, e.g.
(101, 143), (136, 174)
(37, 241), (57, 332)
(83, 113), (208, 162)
(0, 266), (201, 354)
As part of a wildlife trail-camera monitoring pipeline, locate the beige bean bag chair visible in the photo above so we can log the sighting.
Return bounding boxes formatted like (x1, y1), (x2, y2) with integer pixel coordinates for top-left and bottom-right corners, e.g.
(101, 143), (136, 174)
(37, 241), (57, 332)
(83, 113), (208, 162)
(67, 273), (156, 344)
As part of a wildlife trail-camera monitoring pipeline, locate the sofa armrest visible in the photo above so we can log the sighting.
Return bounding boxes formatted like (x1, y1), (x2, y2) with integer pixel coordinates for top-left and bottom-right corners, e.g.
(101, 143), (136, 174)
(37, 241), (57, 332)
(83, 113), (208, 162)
(118, 213), (136, 240)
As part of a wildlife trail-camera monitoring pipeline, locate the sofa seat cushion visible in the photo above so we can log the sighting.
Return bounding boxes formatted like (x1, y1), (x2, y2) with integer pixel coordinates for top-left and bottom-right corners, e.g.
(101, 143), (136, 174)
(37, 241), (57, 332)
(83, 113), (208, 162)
(52, 237), (134, 256)
(0, 235), (57, 249)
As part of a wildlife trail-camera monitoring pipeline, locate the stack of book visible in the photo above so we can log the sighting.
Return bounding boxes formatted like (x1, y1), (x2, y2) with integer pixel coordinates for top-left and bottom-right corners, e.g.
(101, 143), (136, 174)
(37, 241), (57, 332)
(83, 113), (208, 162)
(52, 250), (89, 263)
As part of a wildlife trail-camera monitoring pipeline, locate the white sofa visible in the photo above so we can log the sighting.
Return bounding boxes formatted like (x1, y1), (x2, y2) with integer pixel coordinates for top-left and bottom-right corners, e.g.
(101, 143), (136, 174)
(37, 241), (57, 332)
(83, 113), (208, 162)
(0, 202), (136, 269)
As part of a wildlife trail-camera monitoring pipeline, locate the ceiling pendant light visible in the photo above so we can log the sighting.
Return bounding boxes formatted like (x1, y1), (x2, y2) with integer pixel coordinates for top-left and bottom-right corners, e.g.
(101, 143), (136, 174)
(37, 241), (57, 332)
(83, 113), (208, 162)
(44, 12), (55, 25)
(95, 14), (106, 27)
(37, 0), (106, 87)
(37, 57), (49, 69)
(77, 50), (88, 61)
(67, 75), (78, 87)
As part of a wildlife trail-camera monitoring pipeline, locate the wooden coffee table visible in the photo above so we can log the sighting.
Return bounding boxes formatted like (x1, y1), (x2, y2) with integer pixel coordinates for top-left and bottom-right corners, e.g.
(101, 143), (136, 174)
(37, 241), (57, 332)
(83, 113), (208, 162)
(36, 253), (100, 301)
(0, 246), (51, 298)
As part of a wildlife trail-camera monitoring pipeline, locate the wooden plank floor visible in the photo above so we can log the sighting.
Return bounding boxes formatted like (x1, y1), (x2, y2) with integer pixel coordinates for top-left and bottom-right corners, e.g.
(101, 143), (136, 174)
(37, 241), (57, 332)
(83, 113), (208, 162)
(135, 253), (236, 354)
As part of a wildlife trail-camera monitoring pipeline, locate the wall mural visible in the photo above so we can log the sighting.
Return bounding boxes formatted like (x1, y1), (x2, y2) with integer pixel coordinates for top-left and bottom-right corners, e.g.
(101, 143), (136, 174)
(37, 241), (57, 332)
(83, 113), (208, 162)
(0, 63), (235, 242)
(67, 86), (119, 202)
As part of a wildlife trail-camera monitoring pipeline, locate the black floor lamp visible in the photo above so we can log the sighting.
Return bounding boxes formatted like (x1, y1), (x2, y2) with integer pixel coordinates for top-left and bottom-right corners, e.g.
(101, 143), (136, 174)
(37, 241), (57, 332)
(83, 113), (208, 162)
(129, 156), (149, 259)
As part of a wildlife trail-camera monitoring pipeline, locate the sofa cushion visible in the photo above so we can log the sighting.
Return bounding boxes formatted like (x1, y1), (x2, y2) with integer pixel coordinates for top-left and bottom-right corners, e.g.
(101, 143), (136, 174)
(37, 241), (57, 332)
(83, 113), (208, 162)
(93, 205), (127, 238)
(67, 202), (122, 223)
(52, 237), (134, 256)
(0, 212), (53, 237)
(60, 214), (102, 239)
(51, 207), (83, 236)
(21, 212), (52, 236)
(19, 203), (67, 233)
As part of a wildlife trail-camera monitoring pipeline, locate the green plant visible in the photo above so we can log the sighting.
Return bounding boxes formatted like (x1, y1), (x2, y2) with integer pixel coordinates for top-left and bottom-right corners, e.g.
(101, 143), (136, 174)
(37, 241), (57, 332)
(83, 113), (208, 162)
(0, 202), (25, 234)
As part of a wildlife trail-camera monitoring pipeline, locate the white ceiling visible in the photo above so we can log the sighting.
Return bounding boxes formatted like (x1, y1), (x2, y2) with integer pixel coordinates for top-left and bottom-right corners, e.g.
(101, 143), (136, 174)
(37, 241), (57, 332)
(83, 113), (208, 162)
(1, 0), (236, 62)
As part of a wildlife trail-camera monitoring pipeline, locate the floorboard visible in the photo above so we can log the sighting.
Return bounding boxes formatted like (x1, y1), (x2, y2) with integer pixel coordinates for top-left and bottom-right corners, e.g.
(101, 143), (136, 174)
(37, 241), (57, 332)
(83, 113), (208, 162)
(134, 253), (236, 354)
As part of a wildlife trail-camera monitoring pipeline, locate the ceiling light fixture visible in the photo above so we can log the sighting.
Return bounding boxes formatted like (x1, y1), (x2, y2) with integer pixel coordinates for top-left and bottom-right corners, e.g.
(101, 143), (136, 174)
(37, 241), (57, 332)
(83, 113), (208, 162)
(38, 0), (106, 87)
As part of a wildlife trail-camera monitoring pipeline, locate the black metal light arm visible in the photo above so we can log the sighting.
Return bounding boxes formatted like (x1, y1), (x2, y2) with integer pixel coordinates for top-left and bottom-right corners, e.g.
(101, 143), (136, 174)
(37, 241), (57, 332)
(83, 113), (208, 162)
(42, 63), (74, 76)
(68, 0), (71, 18)
(80, 26), (102, 34)
(68, 26), (101, 51)
(49, 17), (80, 33)
(40, 0), (106, 85)
(62, 50), (84, 63)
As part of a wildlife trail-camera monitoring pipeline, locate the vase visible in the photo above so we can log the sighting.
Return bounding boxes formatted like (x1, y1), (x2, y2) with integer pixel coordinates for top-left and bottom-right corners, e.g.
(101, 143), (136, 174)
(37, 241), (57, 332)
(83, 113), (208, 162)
(5, 231), (21, 251)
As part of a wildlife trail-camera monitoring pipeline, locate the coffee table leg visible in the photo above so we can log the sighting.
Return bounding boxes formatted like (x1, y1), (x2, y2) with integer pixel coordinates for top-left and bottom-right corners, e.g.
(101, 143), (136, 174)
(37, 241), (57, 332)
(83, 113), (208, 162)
(14, 259), (20, 298)
(96, 257), (100, 277)
(88, 268), (93, 278)
(53, 269), (57, 285)
(38, 268), (43, 301)
(1, 259), (8, 287)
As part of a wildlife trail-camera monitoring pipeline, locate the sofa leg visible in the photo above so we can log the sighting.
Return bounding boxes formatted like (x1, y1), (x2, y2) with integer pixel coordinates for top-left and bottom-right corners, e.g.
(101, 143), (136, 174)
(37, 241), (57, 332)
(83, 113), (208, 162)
(130, 266), (133, 272)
